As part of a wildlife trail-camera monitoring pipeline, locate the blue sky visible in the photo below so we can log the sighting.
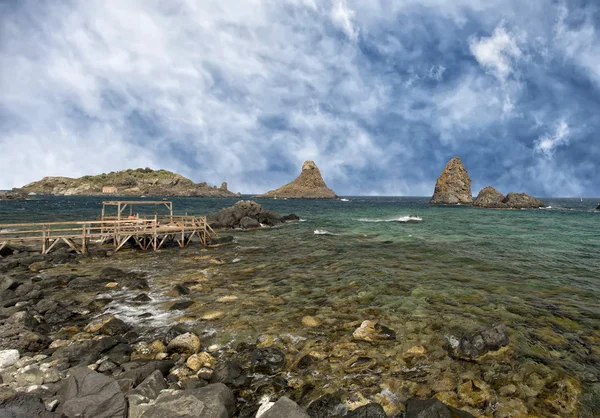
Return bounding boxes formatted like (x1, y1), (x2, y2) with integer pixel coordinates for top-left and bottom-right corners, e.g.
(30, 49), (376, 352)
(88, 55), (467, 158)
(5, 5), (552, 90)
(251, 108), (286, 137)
(1, 0), (599, 197)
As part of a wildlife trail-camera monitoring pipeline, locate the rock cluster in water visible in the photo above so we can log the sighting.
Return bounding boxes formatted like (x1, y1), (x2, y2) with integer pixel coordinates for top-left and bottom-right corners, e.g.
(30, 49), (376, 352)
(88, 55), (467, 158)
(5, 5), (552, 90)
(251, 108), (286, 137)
(258, 161), (338, 199)
(474, 187), (545, 209)
(429, 157), (473, 205)
(14, 168), (240, 197)
(473, 186), (545, 209)
(207, 200), (299, 230)
(430, 157), (545, 208)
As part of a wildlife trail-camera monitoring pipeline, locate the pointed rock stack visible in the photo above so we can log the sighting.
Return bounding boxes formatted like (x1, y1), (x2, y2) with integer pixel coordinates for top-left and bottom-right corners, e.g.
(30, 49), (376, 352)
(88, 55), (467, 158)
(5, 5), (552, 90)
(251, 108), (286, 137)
(258, 161), (338, 199)
(430, 157), (473, 205)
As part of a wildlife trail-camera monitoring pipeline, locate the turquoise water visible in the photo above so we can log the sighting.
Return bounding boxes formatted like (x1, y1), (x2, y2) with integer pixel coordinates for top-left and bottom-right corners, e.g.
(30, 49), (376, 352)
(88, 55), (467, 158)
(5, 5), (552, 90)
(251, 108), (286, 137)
(1, 196), (599, 416)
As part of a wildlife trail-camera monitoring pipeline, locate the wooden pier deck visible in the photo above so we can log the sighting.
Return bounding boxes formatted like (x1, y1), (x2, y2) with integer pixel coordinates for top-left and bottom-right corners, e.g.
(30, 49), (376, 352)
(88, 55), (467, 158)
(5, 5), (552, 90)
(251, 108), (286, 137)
(0, 201), (217, 255)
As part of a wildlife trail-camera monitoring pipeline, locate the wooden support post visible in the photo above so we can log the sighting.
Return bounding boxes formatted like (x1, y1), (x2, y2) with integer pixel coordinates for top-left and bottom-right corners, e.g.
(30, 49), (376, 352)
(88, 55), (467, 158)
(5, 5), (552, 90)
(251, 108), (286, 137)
(81, 224), (87, 254)
(42, 225), (46, 254)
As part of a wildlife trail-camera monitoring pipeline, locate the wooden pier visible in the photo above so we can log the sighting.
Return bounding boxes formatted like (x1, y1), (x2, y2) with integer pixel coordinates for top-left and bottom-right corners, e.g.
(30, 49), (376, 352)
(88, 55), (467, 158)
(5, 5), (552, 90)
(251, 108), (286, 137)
(0, 201), (217, 255)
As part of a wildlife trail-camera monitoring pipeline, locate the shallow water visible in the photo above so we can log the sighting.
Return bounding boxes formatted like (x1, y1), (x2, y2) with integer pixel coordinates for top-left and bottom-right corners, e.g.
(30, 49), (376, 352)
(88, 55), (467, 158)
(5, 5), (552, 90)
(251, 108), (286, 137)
(1, 195), (599, 416)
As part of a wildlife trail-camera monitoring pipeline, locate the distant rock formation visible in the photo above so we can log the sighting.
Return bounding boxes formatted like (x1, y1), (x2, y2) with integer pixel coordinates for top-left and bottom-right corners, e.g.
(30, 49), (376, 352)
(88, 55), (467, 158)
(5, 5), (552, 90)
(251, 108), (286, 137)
(474, 186), (508, 208)
(474, 187), (545, 209)
(596, 203), (600, 210)
(207, 200), (299, 229)
(430, 157), (473, 205)
(503, 192), (545, 209)
(0, 191), (27, 200)
(15, 168), (240, 197)
(258, 161), (337, 199)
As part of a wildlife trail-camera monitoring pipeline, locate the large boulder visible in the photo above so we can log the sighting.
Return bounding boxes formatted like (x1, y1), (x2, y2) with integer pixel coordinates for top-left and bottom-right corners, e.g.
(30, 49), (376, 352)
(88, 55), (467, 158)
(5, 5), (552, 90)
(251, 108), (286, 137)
(59, 367), (127, 418)
(473, 186), (507, 208)
(258, 161), (338, 199)
(405, 398), (474, 417)
(502, 192), (545, 209)
(132, 383), (235, 418)
(430, 157), (473, 205)
(209, 201), (296, 230)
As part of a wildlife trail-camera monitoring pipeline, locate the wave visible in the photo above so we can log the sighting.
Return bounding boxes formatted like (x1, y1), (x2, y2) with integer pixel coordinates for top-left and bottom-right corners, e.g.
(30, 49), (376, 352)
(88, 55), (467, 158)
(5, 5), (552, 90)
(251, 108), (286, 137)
(340, 198), (350, 202)
(314, 229), (339, 236)
(355, 215), (422, 223)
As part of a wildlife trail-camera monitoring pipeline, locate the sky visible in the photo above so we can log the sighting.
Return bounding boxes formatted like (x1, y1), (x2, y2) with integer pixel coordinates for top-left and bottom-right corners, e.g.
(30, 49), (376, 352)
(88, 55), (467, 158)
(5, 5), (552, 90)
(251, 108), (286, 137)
(1, 0), (599, 197)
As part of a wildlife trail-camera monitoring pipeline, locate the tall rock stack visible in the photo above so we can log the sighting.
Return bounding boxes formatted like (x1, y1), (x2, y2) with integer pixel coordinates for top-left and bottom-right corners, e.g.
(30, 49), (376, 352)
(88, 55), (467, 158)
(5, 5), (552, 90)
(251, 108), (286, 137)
(258, 161), (338, 199)
(429, 157), (473, 205)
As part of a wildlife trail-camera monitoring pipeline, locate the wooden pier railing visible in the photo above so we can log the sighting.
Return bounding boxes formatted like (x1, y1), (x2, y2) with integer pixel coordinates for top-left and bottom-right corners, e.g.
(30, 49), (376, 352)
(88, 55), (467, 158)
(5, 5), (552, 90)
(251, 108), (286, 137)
(0, 215), (217, 255)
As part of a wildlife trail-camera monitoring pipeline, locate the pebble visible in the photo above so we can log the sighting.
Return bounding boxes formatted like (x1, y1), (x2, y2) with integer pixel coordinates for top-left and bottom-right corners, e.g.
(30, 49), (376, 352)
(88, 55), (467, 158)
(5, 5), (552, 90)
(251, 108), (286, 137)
(216, 295), (238, 303)
(301, 316), (321, 328)
(105, 282), (119, 288)
(201, 311), (225, 320)
(0, 350), (20, 369)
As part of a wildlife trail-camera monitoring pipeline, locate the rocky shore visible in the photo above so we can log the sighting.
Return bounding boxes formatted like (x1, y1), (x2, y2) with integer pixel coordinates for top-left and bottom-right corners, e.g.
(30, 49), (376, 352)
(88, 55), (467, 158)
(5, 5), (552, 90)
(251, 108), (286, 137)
(207, 200), (300, 230)
(15, 168), (240, 197)
(0, 236), (583, 418)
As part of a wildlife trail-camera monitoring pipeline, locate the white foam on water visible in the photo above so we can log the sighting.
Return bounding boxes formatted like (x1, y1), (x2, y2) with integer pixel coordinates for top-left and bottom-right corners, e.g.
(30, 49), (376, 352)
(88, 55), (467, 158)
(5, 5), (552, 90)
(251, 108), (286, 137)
(314, 229), (339, 236)
(299, 219), (307, 222)
(340, 198), (350, 202)
(232, 258), (242, 263)
(355, 215), (422, 223)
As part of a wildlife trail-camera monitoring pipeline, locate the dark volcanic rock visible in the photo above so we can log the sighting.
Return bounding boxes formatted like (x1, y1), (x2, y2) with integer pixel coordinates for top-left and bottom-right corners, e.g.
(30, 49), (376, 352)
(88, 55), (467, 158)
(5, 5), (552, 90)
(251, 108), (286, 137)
(0, 393), (59, 417)
(596, 203), (600, 210)
(239, 216), (261, 229)
(59, 367), (127, 418)
(258, 160), (338, 199)
(209, 200), (294, 230)
(251, 347), (285, 374)
(452, 323), (510, 360)
(405, 398), (474, 418)
(0, 245), (16, 258)
(502, 192), (545, 209)
(283, 213), (300, 222)
(307, 394), (346, 418)
(210, 361), (247, 387)
(169, 301), (194, 311)
(430, 157), (473, 205)
(345, 403), (387, 418)
(473, 186), (507, 208)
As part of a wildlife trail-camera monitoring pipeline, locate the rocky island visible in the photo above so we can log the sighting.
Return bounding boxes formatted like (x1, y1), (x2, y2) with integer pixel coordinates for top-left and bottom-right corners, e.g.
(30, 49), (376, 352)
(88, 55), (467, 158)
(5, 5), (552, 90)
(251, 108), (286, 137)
(429, 157), (473, 205)
(430, 157), (545, 209)
(257, 161), (337, 199)
(474, 187), (545, 209)
(14, 168), (239, 197)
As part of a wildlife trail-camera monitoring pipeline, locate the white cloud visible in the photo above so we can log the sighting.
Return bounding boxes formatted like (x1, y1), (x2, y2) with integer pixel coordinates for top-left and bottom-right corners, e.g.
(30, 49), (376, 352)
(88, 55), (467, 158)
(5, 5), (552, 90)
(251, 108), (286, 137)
(331, 0), (359, 41)
(470, 25), (522, 82)
(535, 120), (570, 157)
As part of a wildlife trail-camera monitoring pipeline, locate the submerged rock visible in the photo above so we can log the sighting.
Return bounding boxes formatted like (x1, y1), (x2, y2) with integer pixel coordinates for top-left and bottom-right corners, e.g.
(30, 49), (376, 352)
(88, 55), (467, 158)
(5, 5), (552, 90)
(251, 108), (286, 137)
(352, 320), (396, 342)
(405, 398), (474, 418)
(345, 403), (387, 418)
(452, 323), (510, 360)
(251, 347), (285, 374)
(306, 394), (346, 418)
(430, 157), (473, 205)
(258, 160), (338, 199)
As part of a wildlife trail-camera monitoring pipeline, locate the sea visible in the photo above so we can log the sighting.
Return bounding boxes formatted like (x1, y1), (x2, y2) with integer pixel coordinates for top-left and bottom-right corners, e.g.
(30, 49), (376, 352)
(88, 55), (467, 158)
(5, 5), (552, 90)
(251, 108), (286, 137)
(1, 195), (599, 416)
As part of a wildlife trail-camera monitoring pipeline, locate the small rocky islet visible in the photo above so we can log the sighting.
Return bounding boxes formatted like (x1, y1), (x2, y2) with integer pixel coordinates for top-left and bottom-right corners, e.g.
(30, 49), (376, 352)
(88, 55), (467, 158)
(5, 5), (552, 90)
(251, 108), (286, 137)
(430, 157), (545, 209)
(0, 202), (586, 418)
